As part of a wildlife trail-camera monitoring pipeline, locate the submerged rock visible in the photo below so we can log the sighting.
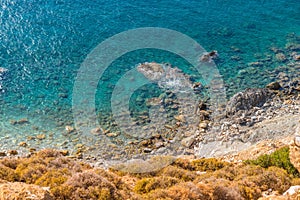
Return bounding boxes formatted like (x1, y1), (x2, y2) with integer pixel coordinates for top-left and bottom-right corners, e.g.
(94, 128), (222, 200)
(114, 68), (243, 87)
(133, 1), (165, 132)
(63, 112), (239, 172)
(275, 53), (287, 62)
(137, 62), (193, 92)
(0, 67), (8, 73)
(199, 50), (218, 62)
(226, 88), (272, 116)
(136, 62), (164, 81)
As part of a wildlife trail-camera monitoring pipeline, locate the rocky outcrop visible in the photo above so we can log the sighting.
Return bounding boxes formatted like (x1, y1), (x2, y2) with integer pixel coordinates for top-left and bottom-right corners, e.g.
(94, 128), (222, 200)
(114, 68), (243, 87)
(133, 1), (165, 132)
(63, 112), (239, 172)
(290, 136), (300, 173)
(136, 62), (194, 92)
(0, 182), (53, 200)
(266, 81), (281, 90)
(226, 88), (272, 116)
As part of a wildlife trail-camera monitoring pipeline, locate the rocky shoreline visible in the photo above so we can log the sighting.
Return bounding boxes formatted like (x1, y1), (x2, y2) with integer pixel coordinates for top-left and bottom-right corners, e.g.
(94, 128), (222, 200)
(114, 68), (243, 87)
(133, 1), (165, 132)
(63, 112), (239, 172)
(0, 81), (299, 199)
(1, 70), (299, 166)
(0, 43), (299, 199)
(194, 77), (300, 158)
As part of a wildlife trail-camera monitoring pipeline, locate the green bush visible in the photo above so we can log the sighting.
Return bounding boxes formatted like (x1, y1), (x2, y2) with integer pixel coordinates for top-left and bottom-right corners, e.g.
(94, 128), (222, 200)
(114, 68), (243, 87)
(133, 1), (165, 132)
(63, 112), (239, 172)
(245, 146), (300, 177)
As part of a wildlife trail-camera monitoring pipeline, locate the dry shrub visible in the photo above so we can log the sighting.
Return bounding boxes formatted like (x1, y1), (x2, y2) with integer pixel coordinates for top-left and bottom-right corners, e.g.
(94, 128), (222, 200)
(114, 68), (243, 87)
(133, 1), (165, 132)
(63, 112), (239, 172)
(247, 166), (291, 193)
(94, 169), (129, 191)
(213, 185), (243, 200)
(16, 161), (48, 183)
(48, 156), (91, 172)
(1, 157), (20, 169)
(235, 164), (264, 178)
(173, 158), (230, 172)
(54, 170), (122, 200)
(145, 182), (212, 200)
(35, 149), (62, 158)
(172, 158), (195, 170)
(292, 177), (300, 185)
(205, 164), (291, 199)
(191, 158), (230, 171)
(134, 176), (179, 194)
(14, 149), (66, 183)
(0, 164), (18, 182)
(209, 165), (237, 181)
(237, 179), (262, 200)
(197, 167), (262, 199)
(160, 165), (196, 181)
(35, 168), (70, 188)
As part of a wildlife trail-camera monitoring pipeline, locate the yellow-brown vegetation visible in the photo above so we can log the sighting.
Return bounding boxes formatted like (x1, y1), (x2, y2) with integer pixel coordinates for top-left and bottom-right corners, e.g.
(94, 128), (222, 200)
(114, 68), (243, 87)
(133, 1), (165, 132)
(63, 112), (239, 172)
(0, 147), (298, 200)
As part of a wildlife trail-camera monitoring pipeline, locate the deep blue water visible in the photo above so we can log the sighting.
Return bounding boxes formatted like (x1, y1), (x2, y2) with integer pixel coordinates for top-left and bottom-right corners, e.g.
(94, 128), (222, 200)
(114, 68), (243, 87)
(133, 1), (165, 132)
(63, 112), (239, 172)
(0, 0), (299, 153)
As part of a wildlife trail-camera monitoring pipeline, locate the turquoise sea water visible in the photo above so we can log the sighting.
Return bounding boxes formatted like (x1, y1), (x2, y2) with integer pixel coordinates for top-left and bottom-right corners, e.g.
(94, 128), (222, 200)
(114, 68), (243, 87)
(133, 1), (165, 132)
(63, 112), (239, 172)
(0, 0), (299, 156)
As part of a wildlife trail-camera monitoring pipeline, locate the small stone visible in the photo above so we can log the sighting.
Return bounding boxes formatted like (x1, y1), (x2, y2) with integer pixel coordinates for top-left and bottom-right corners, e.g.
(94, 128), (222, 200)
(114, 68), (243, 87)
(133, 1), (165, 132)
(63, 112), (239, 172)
(248, 62), (263, 67)
(108, 144), (118, 149)
(294, 136), (300, 147)
(293, 54), (300, 60)
(75, 144), (84, 149)
(154, 142), (164, 149)
(76, 153), (83, 159)
(275, 53), (287, 62)
(174, 115), (185, 122)
(284, 99), (293, 104)
(8, 150), (18, 155)
(266, 82), (281, 90)
(0, 67), (8, 73)
(107, 132), (118, 137)
(65, 126), (75, 133)
(58, 93), (68, 98)
(164, 125), (173, 129)
(0, 152), (6, 157)
(29, 148), (36, 153)
(231, 46), (241, 52)
(36, 134), (46, 140)
(59, 150), (69, 156)
(270, 47), (282, 53)
(143, 148), (152, 153)
(90, 127), (101, 135)
(199, 110), (210, 117)
(19, 142), (27, 147)
(140, 140), (151, 146)
(283, 185), (300, 196)
(27, 136), (35, 140)
(181, 135), (196, 148)
(199, 122), (208, 129)
(103, 129), (110, 134)
(10, 118), (29, 125)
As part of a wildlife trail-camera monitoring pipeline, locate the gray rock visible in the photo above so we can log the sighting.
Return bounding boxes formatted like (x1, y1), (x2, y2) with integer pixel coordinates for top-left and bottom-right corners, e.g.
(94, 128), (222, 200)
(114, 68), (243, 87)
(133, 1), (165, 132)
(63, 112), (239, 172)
(181, 135), (196, 148)
(266, 82), (281, 90)
(226, 88), (272, 116)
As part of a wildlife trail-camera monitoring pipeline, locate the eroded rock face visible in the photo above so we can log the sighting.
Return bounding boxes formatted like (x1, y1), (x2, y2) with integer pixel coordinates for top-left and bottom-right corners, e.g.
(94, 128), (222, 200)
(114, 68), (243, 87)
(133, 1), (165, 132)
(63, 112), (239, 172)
(226, 88), (272, 116)
(290, 139), (300, 173)
(0, 182), (53, 200)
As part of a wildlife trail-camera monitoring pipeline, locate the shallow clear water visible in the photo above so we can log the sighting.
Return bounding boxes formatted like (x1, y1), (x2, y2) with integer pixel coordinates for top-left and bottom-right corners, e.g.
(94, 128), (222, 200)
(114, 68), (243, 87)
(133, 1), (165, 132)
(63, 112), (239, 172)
(0, 0), (299, 158)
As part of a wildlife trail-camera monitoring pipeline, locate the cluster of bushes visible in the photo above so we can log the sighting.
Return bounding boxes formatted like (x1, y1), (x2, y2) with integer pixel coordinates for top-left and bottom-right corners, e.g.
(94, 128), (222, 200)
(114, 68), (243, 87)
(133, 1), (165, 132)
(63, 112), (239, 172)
(0, 146), (298, 199)
(0, 149), (131, 199)
(245, 146), (300, 177)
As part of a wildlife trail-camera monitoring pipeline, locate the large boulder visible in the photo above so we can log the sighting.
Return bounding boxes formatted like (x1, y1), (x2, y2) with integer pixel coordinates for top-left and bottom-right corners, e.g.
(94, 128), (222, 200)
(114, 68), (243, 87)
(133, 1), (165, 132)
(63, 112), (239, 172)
(226, 88), (272, 116)
(0, 182), (53, 200)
